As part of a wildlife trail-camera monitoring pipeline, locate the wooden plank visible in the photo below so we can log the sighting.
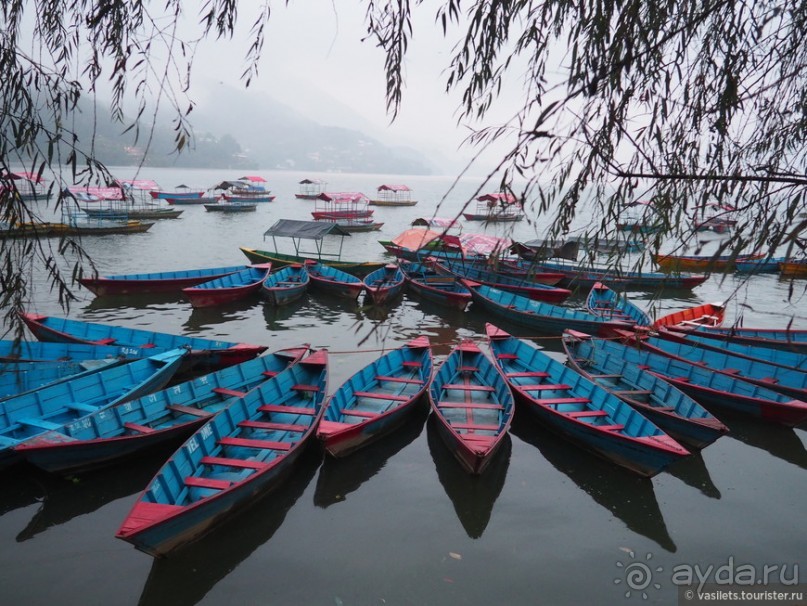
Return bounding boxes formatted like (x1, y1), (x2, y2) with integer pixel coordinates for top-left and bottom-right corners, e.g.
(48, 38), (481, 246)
(538, 397), (591, 405)
(437, 401), (504, 410)
(124, 422), (156, 434)
(200, 456), (269, 470)
(519, 384), (571, 391)
(341, 408), (378, 418)
(239, 420), (307, 432)
(375, 375), (424, 385)
(292, 384), (321, 393)
(258, 405), (317, 415)
(212, 387), (247, 398)
(167, 404), (214, 418)
(506, 371), (550, 378)
(441, 384), (495, 392)
(353, 391), (410, 401)
(450, 421), (500, 431)
(219, 436), (292, 451)
(564, 410), (608, 418)
(184, 476), (231, 490)
(598, 424), (625, 431)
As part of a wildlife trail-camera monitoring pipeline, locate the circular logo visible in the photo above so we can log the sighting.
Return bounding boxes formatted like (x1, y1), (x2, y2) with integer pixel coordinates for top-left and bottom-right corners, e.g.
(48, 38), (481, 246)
(615, 550), (663, 599)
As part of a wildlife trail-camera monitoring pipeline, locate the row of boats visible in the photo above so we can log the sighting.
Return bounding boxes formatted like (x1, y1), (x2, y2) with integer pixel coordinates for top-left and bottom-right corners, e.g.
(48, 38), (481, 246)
(2, 272), (806, 557)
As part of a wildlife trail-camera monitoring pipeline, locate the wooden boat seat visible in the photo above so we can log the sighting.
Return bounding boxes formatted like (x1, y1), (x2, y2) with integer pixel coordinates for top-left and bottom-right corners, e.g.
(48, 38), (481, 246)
(375, 375), (424, 384)
(184, 476), (231, 490)
(64, 401), (100, 413)
(258, 405), (317, 415)
(721, 368), (742, 375)
(212, 387), (248, 398)
(462, 434), (496, 444)
(342, 408), (378, 418)
(238, 420), (307, 432)
(496, 353), (519, 360)
(139, 343), (157, 349)
(441, 384), (495, 392)
(520, 384), (572, 391)
(437, 401), (504, 410)
(262, 370), (278, 377)
(167, 404), (214, 418)
(353, 391), (410, 401)
(292, 384), (320, 392)
(402, 360), (422, 368)
(95, 338), (117, 345)
(758, 376), (779, 384)
(18, 417), (61, 430)
(450, 421), (500, 431)
(124, 422), (156, 434)
(506, 371), (549, 378)
(457, 366), (479, 373)
(200, 456), (268, 470)
(564, 410), (609, 419)
(219, 436), (292, 451)
(598, 424), (625, 431)
(539, 397), (591, 405)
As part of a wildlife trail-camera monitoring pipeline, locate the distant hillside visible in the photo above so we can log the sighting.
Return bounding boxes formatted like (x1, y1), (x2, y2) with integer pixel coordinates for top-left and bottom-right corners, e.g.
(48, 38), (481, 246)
(45, 91), (439, 175)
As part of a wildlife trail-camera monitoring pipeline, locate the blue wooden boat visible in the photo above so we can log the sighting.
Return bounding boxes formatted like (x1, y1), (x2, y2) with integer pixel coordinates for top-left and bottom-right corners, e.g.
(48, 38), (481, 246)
(463, 281), (635, 336)
(734, 257), (788, 273)
(182, 263), (272, 308)
(19, 313), (267, 373)
(486, 324), (689, 476)
(0, 358), (125, 400)
(504, 259), (708, 290)
(260, 264), (309, 306)
(15, 346), (310, 474)
(657, 326), (807, 372)
(0, 340), (145, 362)
(363, 264), (405, 304)
(79, 264), (249, 296)
(115, 350), (328, 557)
(399, 261), (472, 310)
(585, 282), (651, 326)
(573, 333), (807, 427)
(304, 261), (364, 300)
(431, 259), (572, 303)
(0, 349), (187, 469)
(561, 331), (729, 450)
(428, 339), (515, 474)
(317, 336), (432, 457)
(204, 201), (257, 212)
(619, 330), (807, 401)
(665, 323), (807, 353)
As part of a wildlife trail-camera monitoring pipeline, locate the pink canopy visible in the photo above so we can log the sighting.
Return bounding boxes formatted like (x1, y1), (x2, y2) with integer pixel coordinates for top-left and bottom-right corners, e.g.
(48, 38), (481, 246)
(458, 233), (513, 257)
(377, 184), (411, 192)
(477, 193), (519, 206)
(239, 175), (267, 183)
(317, 192), (369, 204)
(411, 217), (461, 229)
(67, 186), (126, 201)
(117, 179), (160, 191)
(7, 171), (46, 183)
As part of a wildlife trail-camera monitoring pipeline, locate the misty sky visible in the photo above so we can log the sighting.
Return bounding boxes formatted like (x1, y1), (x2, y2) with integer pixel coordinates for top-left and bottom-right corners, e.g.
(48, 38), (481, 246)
(187, 4), (523, 170)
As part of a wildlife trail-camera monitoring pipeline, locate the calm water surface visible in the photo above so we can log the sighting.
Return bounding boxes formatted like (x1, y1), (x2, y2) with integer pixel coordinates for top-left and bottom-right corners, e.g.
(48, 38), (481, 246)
(1, 168), (805, 605)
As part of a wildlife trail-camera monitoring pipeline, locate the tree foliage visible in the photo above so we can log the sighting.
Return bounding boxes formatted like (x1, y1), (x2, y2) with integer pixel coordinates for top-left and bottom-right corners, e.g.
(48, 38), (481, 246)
(367, 0), (807, 275)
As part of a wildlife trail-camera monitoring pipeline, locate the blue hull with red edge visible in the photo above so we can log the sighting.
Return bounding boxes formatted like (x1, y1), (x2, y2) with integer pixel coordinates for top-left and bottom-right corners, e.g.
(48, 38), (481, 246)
(116, 351), (328, 557)
(665, 323), (807, 353)
(15, 346), (310, 474)
(18, 313), (267, 373)
(562, 330), (728, 450)
(318, 337), (432, 457)
(463, 281), (634, 337)
(182, 264), (272, 308)
(486, 324), (689, 477)
(400, 261), (471, 310)
(428, 339), (515, 475)
(305, 262), (364, 300)
(363, 264), (405, 305)
(585, 282), (651, 326)
(578, 334), (807, 427)
(260, 264), (310, 306)
(79, 264), (249, 296)
(0, 349), (187, 469)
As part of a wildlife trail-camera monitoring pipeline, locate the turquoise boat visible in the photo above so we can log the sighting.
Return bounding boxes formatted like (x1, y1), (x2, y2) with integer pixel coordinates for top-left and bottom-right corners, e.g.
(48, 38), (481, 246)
(486, 324), (689, 477)
(116, 350), (328, 557)
(15, 346), (310, 474)
(182, 263), (272, 308)
(562, 330), (729, 450)
(305, 261), (364, 300)
(260, 264), (310, 306)
(0, 340), (148, 362)
(585, 282), (651, 326)
(0, 349), (187, 469)
(429, 338), (515, 475)
(399, 261), (472, 310)
(363, 264), (405, 305)
(318, 336), (432, 457)
(79, 264), (249, 296)
(0, 358), (124, 400)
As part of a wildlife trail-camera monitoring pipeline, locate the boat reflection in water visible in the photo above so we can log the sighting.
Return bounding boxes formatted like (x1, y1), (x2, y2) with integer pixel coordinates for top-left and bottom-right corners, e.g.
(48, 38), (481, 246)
(722, 415), (807, 471)
(664, 452), (722, 500)
(15, 449), (171, 543)
(314, 407), (427, 508)
(426, 416), (511, 539)
(137, 447), (321, 606)
(510, 415), (677, 553)
(183, 296), (262, 332)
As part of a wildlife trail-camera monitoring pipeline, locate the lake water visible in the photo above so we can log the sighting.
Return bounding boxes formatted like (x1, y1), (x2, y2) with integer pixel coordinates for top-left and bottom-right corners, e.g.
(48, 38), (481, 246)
(1, 167), (805, 605)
